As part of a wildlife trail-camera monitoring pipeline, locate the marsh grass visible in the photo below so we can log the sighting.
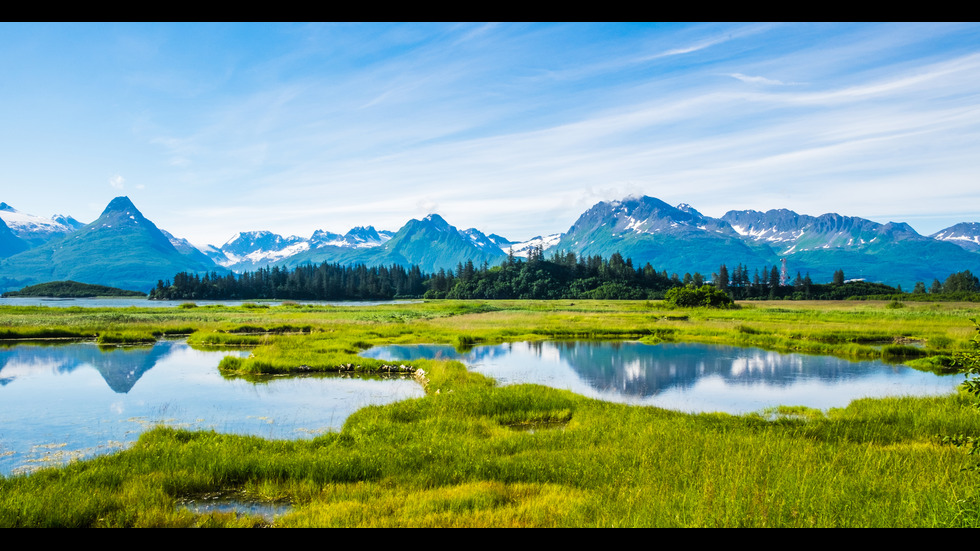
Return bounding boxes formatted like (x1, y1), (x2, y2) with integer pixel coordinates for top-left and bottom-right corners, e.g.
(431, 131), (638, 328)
(3, 385), (976, 527)
(2, 299), (980, 526)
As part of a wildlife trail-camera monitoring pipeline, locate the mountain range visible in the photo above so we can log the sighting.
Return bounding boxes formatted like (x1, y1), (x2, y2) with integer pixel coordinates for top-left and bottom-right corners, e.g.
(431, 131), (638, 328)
(1, 195), (978, 293)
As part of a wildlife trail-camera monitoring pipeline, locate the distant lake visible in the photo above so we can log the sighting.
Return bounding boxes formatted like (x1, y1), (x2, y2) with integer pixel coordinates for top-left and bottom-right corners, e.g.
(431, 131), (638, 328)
(361, 341), (962, 414)
(0, 340), (423, 477)
(0, 297), (421, 308)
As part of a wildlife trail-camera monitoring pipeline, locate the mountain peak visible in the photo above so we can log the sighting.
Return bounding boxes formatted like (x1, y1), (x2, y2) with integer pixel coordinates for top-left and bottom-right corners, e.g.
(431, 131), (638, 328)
(676, 203), (704, 218)
(0, 202), (16, 212)
(422, 214), (451, 230)
(102, 196), (139, 215)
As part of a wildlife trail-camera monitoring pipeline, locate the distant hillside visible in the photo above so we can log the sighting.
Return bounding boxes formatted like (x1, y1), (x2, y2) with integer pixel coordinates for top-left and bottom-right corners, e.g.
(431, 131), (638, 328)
(2, 280), (146, 298)
(3, 194), (979, 292)
(552, 196), (775, 278)
(0, 196), (225, 293)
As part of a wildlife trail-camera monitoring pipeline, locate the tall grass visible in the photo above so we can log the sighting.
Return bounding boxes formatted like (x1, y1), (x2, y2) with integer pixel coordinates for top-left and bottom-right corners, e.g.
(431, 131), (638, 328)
(2, 299), (980, 526)
(2, 385), (977, 527)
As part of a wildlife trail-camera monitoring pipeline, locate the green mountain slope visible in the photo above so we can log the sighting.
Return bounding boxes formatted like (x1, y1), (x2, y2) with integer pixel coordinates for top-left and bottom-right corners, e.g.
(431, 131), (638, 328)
(0, 197), (224, 293)
(284, 214), (506, 274)
(553, 197), (777, 277)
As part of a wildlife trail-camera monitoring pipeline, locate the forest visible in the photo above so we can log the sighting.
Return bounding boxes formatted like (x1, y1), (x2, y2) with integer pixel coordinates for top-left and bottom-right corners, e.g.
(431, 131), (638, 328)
(148, 247), (980, 303)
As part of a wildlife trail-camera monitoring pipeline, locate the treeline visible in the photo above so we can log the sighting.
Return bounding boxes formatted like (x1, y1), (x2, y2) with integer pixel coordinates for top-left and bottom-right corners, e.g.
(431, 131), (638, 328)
(150, 249), (681, 301)
(428, 248), (675, 300)
(149, 263), (426, 301)
(148, 249), (975, 303)
(859, 270), (980, 302)
(710, 264), (899, 300)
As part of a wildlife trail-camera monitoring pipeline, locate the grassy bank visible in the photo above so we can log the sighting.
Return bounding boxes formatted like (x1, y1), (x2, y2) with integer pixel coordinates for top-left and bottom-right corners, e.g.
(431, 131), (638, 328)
(1, 299), (979, 526)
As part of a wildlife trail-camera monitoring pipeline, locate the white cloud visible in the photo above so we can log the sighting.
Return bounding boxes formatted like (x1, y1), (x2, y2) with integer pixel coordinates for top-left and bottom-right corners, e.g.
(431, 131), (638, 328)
(728, 73), (797, 86)
(109, 175), (125, 190)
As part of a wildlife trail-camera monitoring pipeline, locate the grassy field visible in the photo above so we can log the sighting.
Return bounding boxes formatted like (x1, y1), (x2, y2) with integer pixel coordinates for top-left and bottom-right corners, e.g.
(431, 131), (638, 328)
(1, 298), (979, 527)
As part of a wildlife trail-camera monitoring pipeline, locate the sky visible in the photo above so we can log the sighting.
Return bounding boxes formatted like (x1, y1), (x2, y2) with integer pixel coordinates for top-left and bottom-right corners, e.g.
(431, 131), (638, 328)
(2, 22), (979, 247)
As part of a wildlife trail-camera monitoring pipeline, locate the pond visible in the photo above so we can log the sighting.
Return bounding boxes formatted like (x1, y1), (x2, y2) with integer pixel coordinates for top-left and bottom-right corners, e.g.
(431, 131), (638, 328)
(0, 340), (423, 477)
(361, 341), (962, 415)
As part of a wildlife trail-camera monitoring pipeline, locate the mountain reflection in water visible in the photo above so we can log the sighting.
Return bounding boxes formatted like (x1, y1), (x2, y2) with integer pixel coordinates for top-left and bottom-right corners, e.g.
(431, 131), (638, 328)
(362, 341), (960, 414)
(0, 340), (423, 477)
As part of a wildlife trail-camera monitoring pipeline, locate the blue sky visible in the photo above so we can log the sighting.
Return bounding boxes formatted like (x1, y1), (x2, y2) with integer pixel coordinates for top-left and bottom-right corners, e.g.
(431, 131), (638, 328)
(2, 22), (979, 246)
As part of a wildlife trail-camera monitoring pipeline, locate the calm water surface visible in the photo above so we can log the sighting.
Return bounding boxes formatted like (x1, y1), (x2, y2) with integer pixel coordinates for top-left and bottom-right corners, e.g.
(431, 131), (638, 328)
(362, 341), (962, 414)
(0, 338), (963, 478)
(0, 340), (423, 476)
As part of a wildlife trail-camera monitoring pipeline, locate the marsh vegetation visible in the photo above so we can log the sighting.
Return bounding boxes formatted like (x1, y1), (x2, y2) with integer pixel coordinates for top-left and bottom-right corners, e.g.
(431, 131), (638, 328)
(1, 299), (979, 527)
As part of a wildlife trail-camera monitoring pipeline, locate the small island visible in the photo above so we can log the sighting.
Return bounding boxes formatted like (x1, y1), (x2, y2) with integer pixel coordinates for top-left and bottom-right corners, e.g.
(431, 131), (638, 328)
(1, 280), (147, 298)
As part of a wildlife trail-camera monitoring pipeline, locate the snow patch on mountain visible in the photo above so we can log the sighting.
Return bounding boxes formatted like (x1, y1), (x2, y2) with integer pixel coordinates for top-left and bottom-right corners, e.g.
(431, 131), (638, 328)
(0, 203), (82, 242)
(931, 223), (980, 252)
(503, 233), (562, 258)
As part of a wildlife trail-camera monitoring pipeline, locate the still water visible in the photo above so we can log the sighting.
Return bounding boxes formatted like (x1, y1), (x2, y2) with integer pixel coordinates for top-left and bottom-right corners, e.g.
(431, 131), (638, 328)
(0, 340), (423, 477)
(362, 341), (962, 414)
(0, 338), (963, 478)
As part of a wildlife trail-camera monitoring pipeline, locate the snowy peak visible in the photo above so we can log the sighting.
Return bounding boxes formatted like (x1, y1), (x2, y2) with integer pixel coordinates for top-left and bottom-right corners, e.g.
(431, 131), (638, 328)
(460, 227), (503, 254)
(307, 226), (391, 249)
(503, 233), (563, 258)
(211, 224), (398, 271)
(213, 230), (309, 268)
(51, 214), (84, 231)
(342, 226), (390, 248)
(309, 229), (344, 248)
(221, 230), (305, 254)
(720, 209), (926, 255)
(0, 202), (85, 246)
(931, 222), (980, 252)
(570, 195), (736, 238)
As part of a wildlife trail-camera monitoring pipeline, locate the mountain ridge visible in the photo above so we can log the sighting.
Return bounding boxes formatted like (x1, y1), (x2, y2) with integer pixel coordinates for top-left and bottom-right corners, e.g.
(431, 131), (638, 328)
(1, 194), (978, 293)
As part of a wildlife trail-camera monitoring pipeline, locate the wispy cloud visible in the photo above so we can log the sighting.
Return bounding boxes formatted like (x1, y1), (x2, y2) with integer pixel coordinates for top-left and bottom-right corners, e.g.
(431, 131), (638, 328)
(728, 73), (800, 86)
(8, 23), (979, 243)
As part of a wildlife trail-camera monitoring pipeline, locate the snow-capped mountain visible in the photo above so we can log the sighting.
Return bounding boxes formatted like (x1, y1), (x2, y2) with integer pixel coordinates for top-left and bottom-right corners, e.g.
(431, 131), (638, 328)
(205, 225), (397, 272)
(309, 226), (394, 249)
(546, 196), (980, 287)
(0, 202), (84, 247)
(716, 207), (980, 285)
(2, 193), (979, 293)
(496, 234), (563, 258)
(721, 209), (922, 256)
(552, 196), (772, 276)
(931, 223), (980, 252)
(352, 214), (507, 273)
(461, 227), (507, 255)
(206, 231), (311, 271)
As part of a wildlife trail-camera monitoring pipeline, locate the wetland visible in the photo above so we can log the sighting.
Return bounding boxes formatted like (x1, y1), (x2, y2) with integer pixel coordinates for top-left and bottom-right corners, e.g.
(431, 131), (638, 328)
(1, 298), (979, 527)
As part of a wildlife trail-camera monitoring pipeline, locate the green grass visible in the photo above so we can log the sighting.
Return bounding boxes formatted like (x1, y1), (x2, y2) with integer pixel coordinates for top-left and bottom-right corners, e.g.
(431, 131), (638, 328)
(1, 299), (980, 526)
